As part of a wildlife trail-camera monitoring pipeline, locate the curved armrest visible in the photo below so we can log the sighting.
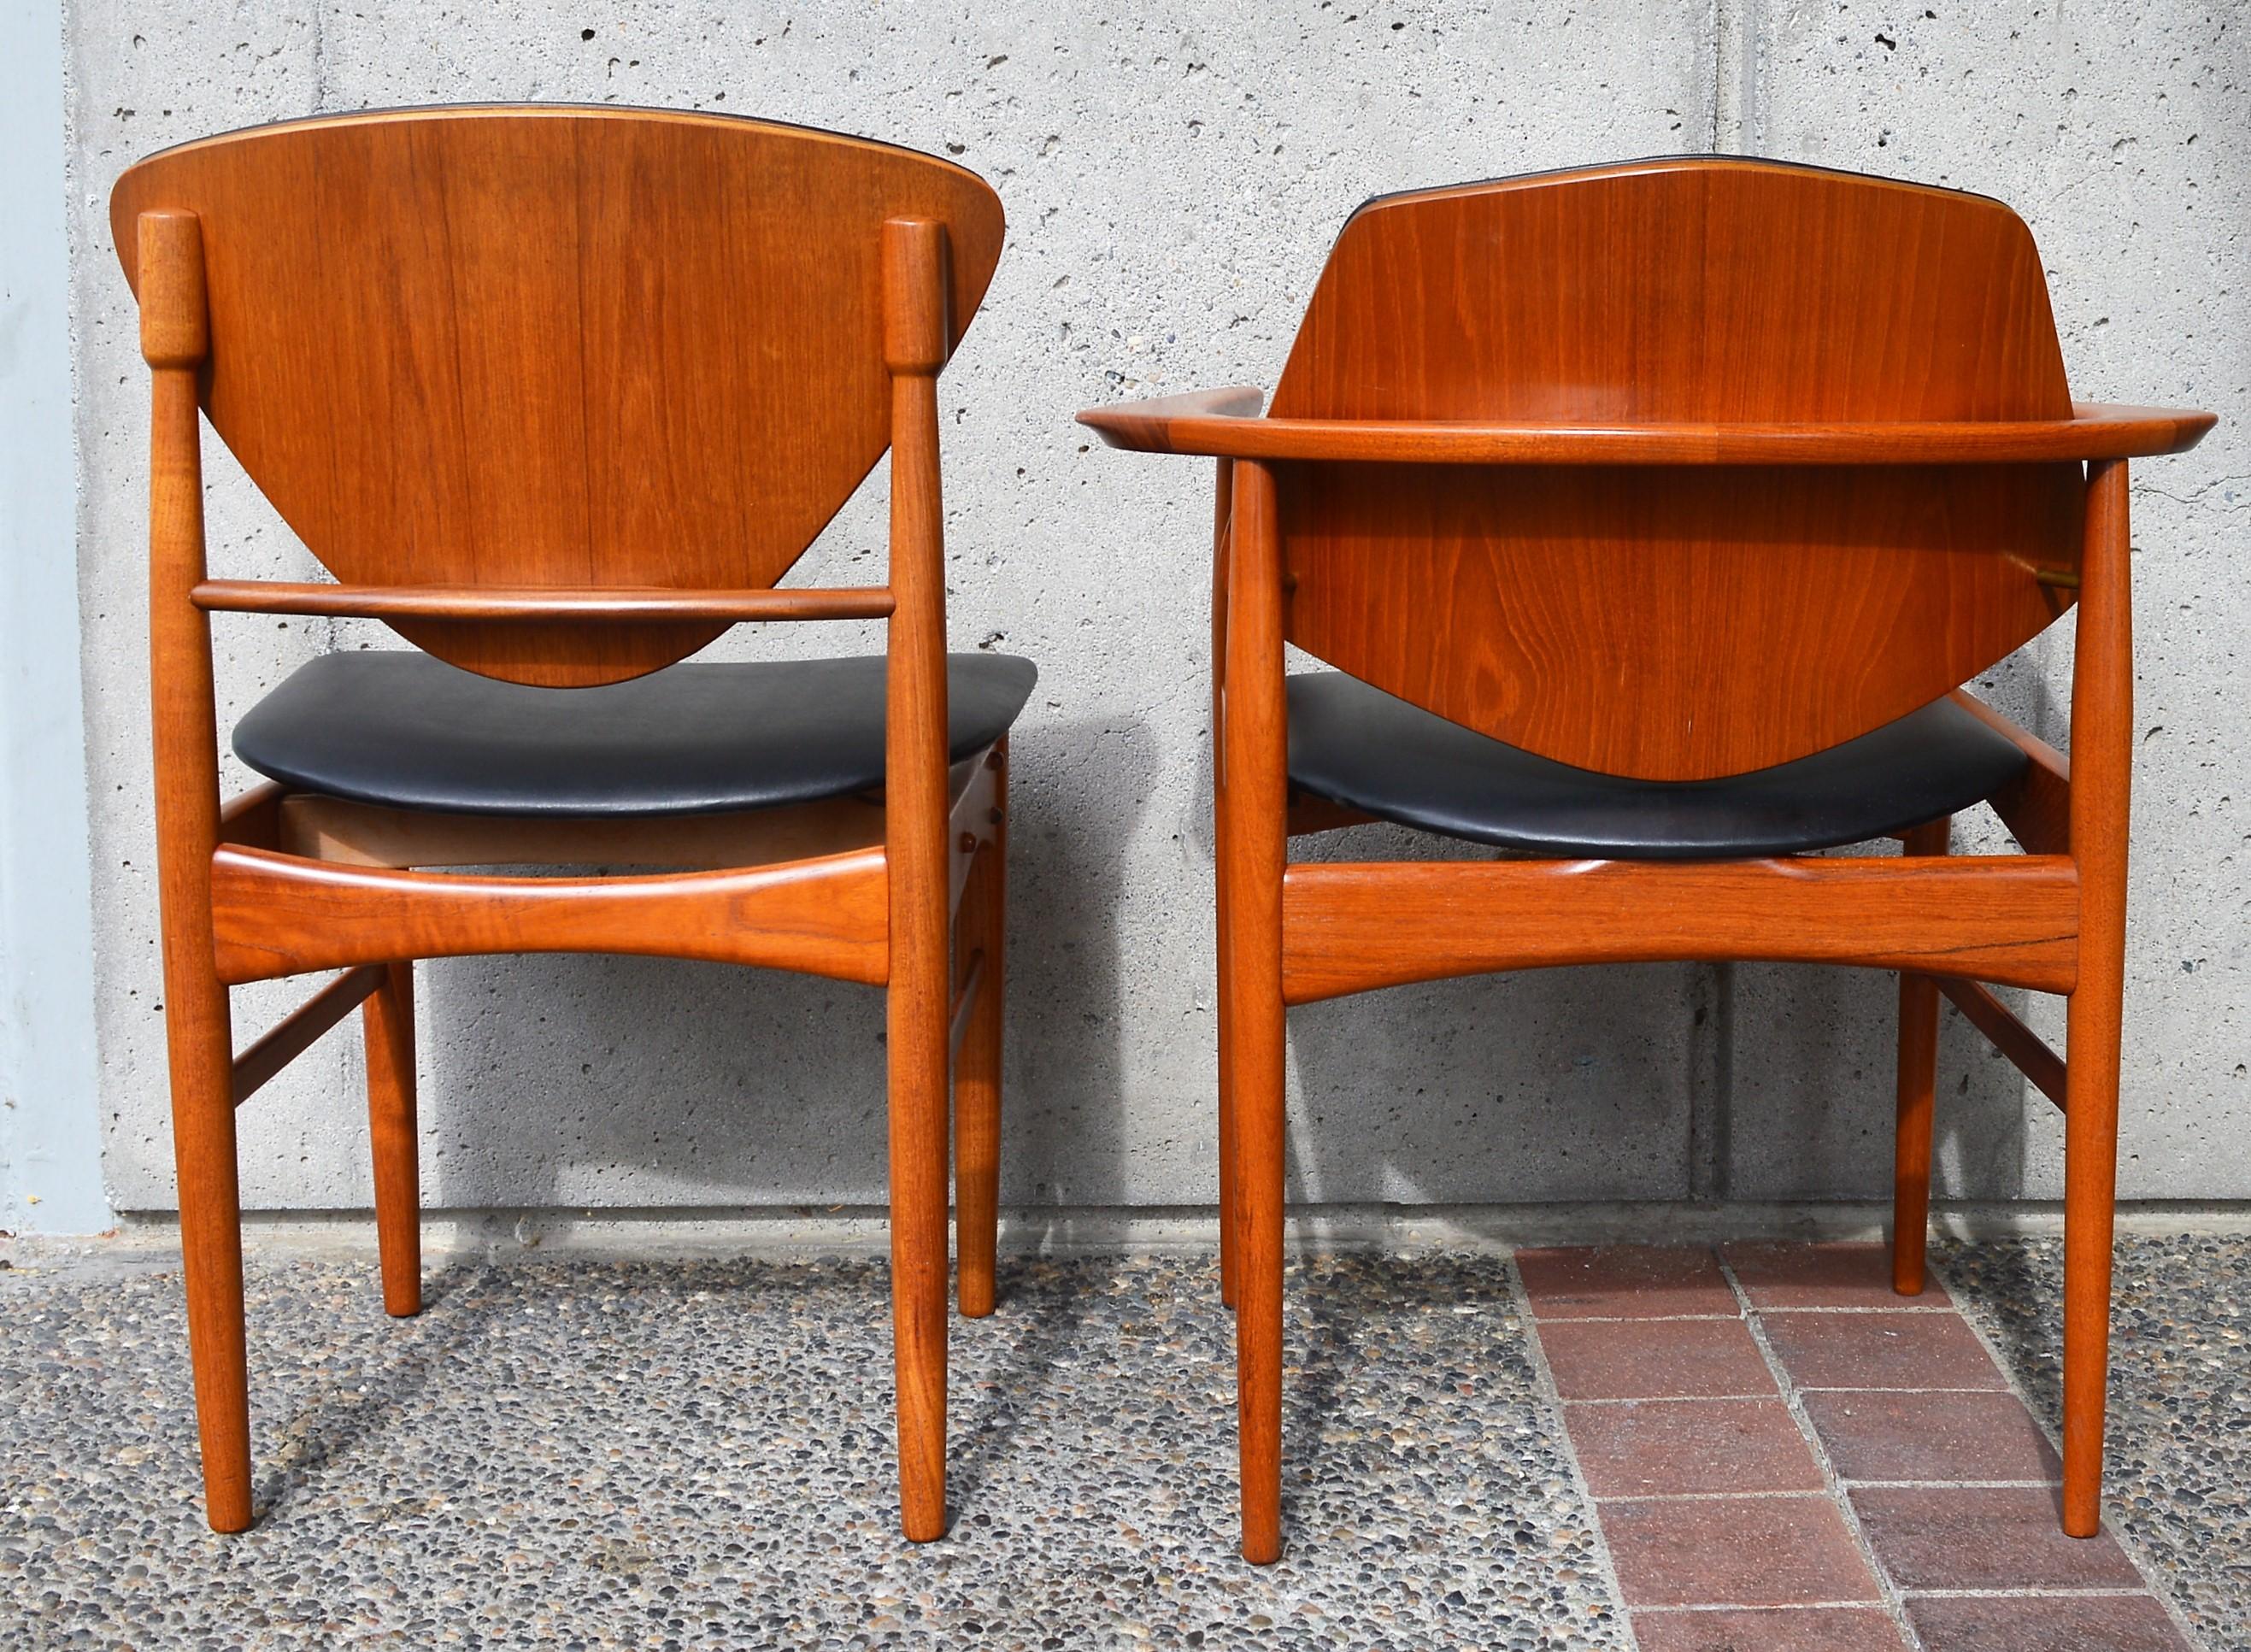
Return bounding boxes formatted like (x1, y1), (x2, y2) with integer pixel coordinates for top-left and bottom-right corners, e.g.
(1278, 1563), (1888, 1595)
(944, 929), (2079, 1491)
(1076, 397), (2215, 466)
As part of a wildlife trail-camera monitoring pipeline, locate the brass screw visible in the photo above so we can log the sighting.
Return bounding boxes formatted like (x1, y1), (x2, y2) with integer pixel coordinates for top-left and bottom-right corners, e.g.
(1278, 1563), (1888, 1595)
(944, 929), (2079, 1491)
(959, 832), (979, 853)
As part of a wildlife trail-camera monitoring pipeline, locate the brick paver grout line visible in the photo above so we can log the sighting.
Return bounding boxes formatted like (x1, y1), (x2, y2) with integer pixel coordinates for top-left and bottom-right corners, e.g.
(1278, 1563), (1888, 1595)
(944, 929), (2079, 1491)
(1903, 1586), (2183, 1600)
(1714, 1247), (1929, 1650)
(1563, 1385), (2008, 1403)
(1928, 1249), (2216, 1651)
(1502, 1249), (1645, 1652)
(1632, 1599), (1910, 1614)
(1533, 1305), (1960, 1323)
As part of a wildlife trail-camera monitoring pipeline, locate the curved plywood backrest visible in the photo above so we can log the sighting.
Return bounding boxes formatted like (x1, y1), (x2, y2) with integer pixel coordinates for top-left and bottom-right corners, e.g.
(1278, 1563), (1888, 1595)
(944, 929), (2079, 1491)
(111, 107), (1005, 685)
(1269, 157), (2083, 779)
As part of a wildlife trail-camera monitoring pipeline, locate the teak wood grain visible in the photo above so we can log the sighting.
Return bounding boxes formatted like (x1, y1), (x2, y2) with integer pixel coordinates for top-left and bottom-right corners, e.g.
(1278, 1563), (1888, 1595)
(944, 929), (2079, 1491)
(120, 107), (1012, 1542)
(1078, 156), (2213, 1561)
(207, 844), (890, 986)
(113, 106), (1002, 687)
(1279, 855), (2081, 1003)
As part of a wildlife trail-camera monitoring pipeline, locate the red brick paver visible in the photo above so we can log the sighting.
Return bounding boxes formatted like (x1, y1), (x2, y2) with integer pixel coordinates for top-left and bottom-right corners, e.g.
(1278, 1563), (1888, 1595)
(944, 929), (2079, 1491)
(1760, 1309), (2007, 1391)
(1602, 1494), (1880, 1608)
(1905, 1591), (2193, 1651)
(1802, 1389), (2061, 1484)
(1566, 1398), (1823, 1497)
(1633, 1605), (1910, 1651)
(1519, 1243), (2197, 1649)
(1721, 1240), (1952, 1309)
(1851, 1484), (2142, 1590)
(1538, 1317), (1777, 1401)
(1517, 1244), (1739, 1319)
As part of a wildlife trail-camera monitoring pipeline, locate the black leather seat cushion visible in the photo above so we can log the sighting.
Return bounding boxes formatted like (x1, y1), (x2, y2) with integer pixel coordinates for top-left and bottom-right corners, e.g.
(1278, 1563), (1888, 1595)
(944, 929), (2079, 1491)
(234, 650), (1038, 817)
(1288, 672), (2026, 860)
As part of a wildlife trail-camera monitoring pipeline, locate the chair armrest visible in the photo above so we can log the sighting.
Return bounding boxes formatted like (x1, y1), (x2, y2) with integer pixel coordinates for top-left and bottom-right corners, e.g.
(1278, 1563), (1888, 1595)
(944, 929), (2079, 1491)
(1075, 397), (2215, 465)
(1075, 386), (1265, 451)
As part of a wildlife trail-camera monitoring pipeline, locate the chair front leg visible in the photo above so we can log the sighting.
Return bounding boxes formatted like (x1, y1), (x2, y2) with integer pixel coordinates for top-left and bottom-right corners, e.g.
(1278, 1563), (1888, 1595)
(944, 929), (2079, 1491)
(363, 960), (421, 1317)
(1227, 858), (1288, 1565)
(1892, 815), (1951, 1295)
(2062, 967), (2125, 1537)
(2062, 455), (2133, 1538)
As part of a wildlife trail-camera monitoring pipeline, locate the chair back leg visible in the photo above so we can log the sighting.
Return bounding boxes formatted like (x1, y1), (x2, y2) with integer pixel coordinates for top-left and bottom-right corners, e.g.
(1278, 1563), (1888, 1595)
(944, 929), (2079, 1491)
(954, 745), (1008, 1319)
(362, 960), (421, 1318)
(2062, 456), (2134, 1537)
(1222, 459), (1290, 1565)
(1892, 815), (1951, 1295)
(165, 966), (252, 1531)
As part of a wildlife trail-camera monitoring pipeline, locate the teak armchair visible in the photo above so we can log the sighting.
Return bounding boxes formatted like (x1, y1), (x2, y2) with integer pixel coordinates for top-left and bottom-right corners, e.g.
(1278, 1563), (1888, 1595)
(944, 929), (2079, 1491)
(113, 106), (1031, 1539)
(1079, 157), (2215, 1562)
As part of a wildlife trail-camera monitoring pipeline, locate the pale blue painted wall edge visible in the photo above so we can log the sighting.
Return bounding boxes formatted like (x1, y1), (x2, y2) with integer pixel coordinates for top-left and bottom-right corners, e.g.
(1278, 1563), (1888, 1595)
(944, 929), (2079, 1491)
(0, 0), (112, 1233)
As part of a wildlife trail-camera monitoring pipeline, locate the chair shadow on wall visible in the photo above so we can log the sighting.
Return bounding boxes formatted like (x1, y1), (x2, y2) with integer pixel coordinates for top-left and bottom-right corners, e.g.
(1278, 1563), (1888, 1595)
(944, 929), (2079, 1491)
(403, 710), (1155, 1507)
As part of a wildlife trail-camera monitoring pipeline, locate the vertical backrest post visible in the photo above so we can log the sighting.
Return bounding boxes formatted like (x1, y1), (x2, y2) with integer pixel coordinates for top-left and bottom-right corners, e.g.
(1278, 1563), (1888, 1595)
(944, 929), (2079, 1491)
(138, 208), (224, 920)
(2071, 460), (2134, 870)
(1221, 460), (1286, 894)
(881, 215), (953, 852)
(879, 214), (954, 1506)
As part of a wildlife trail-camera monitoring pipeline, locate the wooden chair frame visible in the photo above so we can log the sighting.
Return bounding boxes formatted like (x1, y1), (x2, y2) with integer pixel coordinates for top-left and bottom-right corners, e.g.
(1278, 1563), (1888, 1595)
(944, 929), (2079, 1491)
(1083, 385), (2212, 1562)
(136, 205), (1005, 1541)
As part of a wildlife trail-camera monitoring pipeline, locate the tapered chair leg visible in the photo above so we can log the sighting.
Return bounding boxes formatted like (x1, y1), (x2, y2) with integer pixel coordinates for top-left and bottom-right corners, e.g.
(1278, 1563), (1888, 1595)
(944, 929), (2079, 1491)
(890, 932), (953, 1542)
(1215, 781), (1240, 1312)
(167, 973), (253, 1532)
(1232, 972), (1286, 1564)
(955, 749), (1007, 1320)
(2061, 949), (2125, 1537)
(1892, 816), (1950, 1296)
(363, 960), (421, 1318)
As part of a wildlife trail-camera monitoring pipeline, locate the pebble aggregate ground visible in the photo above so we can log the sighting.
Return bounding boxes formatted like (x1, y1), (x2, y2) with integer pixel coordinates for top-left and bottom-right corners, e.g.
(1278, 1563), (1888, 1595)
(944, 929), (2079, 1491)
(0, 1235), (2241, 1649)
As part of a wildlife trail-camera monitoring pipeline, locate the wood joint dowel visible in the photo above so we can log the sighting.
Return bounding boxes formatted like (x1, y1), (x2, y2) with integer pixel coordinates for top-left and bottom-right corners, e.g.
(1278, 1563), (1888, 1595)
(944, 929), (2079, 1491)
(230, 964), (388, 1107)
(1936, 976), (2069, 1110)
(949, 949), (985, 1060)
(2035, 567), (2083, 589)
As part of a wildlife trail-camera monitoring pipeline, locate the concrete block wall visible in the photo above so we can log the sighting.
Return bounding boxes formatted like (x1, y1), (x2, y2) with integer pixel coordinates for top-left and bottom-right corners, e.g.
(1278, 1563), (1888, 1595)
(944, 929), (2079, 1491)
(60, 2), (2247, 1217)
